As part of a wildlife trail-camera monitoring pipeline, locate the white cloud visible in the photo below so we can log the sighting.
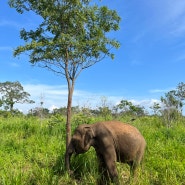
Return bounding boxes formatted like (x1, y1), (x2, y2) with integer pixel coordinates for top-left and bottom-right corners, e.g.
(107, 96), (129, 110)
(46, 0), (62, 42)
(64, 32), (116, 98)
(132, 0), (185, 41)
(176, 54), (185, 62)
(130, 98), (160, 108)
(9, 62), (20, 67)
(0, 20), (22, 29)
(15, 84), (67, 112)
(15, 84), (105, 113)
(163, 0), (185, 22)
(0, 15), (41, 31)
(149, 89), (167, 94)
(13, 83), (160, 114)
(49, 105), (59, 111)
(150, 0), (185, 36)
(149, 87), (175, 94)
(23, 84), (68, 102)
(0, 46), (13, 51)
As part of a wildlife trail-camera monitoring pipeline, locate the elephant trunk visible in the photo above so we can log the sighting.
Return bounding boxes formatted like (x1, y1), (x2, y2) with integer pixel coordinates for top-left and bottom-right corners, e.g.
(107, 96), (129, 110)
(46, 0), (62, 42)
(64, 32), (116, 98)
(65, 142), (74, 172)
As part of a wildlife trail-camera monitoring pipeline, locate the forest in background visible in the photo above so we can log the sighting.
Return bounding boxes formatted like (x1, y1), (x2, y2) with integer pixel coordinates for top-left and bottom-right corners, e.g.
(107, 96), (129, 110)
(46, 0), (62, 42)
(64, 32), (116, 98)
(1, 81), (185, 128)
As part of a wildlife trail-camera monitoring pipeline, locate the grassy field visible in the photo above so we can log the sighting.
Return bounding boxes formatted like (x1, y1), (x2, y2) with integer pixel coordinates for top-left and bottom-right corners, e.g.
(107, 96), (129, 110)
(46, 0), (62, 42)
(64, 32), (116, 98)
(0, 115), (184, 185)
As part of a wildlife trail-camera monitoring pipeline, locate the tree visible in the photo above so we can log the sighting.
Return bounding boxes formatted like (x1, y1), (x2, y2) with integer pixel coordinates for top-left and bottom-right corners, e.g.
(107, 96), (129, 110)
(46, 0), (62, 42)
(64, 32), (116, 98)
(0, 81), (34, 112)
(129, 104), (146, 117)
(150, 102), (161, 115)
(28, 107), (50, 117)
(116, 99), (146, 117)
(160, 90), (182, 127)
(161, 90), (182, 112)
(116, 100), (132, 113)
(8, 0), (121, 169)
(97, 96), (112, 120)
(175, 82), (185, 113)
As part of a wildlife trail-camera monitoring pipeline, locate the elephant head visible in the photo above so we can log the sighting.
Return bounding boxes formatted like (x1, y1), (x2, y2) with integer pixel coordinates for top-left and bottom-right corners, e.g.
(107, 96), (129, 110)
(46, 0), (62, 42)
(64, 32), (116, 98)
(65, 124), (95, 171)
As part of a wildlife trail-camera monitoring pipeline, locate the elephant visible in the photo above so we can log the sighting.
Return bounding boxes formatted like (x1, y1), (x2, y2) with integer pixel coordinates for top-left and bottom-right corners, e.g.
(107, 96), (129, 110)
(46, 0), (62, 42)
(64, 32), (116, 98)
(65, 120), (146, 184)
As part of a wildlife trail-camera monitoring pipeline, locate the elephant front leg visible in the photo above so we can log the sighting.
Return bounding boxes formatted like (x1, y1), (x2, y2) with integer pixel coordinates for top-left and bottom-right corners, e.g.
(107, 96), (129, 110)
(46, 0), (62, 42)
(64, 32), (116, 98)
(96, 153), (110, 185)
(104, 153), (119, 184)
(96, 149), (119, 184)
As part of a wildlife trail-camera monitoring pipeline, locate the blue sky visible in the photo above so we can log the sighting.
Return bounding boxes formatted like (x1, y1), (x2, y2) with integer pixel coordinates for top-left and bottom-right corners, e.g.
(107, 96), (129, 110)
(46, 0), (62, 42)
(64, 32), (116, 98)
(1, 0), (185, 113)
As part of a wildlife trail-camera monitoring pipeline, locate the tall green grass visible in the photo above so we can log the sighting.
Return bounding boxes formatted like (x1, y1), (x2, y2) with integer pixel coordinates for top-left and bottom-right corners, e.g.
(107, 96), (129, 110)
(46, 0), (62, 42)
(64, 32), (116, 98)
(0, 116), (184, 184)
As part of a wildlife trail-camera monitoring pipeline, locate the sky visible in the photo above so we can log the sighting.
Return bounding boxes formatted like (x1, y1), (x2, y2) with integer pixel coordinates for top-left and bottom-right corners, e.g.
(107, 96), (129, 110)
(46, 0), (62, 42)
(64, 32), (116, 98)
(1, 0), (185, 114)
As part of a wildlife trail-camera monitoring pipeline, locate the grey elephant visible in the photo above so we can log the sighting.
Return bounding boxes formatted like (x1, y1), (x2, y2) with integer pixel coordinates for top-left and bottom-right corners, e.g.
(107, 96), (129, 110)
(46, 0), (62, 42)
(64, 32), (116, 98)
(65, 120), (146, 184)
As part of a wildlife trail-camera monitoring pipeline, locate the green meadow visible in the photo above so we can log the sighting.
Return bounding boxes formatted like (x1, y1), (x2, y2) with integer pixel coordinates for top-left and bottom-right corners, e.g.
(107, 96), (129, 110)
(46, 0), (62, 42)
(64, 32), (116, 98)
(0, 115), (184, 185)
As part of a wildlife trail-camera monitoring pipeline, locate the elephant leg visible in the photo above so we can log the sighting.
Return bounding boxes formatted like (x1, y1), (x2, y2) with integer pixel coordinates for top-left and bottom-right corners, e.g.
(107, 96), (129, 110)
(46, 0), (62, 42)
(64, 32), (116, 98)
(104, 151), (119, 184)
(128, 160), (139, 183)
(129, 149), (144, 177)
(128, 161), (136, 176)
(96, 153), (110, 185)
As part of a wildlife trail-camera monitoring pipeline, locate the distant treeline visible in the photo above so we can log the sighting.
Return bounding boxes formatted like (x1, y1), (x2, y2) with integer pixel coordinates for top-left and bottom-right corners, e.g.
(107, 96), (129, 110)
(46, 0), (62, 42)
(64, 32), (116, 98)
(1, 81), (185, 126)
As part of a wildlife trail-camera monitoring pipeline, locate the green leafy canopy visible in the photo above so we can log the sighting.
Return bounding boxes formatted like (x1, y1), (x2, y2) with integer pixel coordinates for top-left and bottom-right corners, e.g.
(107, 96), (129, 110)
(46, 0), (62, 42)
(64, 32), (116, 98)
(9, 0), (121, 79)
(0, 81), (34, 111)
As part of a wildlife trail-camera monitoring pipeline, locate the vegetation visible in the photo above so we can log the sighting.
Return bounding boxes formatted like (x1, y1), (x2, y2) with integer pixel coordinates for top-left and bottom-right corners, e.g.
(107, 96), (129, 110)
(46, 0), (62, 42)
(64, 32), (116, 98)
(8, 0), (121, 167)
(0, 81), (34, 112)
(0, 81), (185, 184)
(7, 0), (185, 180)
(0, 113), (184, 185)
(3, 0), (185, 183)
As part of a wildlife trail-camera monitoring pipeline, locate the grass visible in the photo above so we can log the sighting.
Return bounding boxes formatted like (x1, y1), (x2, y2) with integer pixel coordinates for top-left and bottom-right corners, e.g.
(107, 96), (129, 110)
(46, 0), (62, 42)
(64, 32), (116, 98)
(0, 115), (184, 184)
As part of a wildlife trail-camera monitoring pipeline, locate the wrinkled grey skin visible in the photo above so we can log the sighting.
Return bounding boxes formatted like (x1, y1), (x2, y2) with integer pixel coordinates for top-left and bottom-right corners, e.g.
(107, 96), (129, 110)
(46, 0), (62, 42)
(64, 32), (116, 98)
(66, 121), (146, 184)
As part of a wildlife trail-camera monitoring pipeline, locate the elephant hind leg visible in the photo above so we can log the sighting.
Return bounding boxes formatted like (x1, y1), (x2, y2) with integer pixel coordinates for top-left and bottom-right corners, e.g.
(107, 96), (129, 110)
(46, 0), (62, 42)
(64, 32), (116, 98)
(128, 161), (139, 177)
(128, 148), (145, 177)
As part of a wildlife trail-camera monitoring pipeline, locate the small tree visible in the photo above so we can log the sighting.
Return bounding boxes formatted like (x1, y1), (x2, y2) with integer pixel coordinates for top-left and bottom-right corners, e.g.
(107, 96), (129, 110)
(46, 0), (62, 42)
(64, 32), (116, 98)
(28, 107), (50, 117)
(0, 81), (34, 112)
(161, 90), (182, 112)
(160, 90), (181, 127)
(175, 82), (185, 113)
(116, 99), (146, 117)
(97, 96), (112, 120)
(150, 102), (161, 115)
(8, 0), (121, 169)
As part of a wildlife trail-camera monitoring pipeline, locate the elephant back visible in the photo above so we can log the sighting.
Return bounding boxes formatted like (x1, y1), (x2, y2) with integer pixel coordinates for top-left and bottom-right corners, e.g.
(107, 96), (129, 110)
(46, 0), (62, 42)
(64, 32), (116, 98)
(98, 120), (146, 162)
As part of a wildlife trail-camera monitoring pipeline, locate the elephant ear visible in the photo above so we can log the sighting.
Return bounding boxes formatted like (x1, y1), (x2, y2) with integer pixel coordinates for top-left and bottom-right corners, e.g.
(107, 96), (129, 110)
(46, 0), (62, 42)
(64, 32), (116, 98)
(83, 126), (95, 149)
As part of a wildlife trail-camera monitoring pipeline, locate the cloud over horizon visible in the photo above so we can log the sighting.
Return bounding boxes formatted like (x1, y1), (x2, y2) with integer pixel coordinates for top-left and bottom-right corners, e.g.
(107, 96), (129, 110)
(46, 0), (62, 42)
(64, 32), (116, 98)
(13, 83), (159, 114)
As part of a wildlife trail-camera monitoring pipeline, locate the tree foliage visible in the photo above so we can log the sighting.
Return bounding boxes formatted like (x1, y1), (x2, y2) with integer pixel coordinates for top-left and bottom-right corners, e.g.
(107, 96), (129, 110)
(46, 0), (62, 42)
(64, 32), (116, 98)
(175, 82), (185, 112)
(0, 81), (34, 111)
(161, 90), (182, 111)
(8, 0), (121, 170)
(8, 0), (120, 79)
(115, 99), (146, 117)
(150, 102), (161, 115)
(160, 84), (185, 127)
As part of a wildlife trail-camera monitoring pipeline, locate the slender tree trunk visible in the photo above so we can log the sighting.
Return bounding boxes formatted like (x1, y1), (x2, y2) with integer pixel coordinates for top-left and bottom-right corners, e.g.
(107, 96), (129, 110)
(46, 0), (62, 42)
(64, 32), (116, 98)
(65, 78), (75, 170)
(10, 102), (14, 113)
(66, 86), (73, 148)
